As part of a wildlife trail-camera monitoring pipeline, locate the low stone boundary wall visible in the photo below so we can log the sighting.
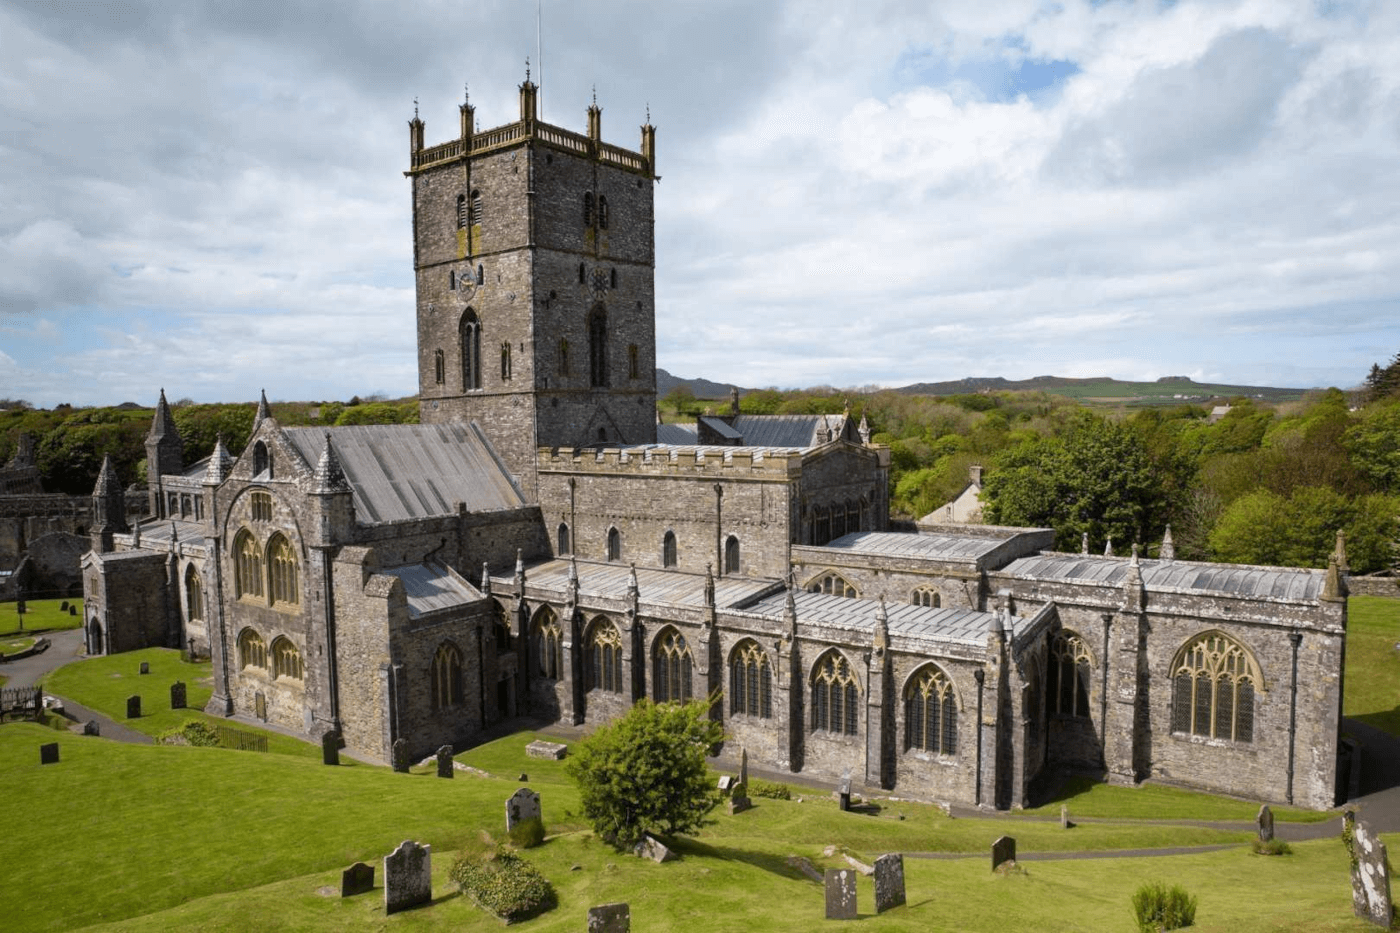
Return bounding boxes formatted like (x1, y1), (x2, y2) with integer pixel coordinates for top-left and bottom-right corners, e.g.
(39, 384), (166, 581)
(1349, 577), (1400, 598)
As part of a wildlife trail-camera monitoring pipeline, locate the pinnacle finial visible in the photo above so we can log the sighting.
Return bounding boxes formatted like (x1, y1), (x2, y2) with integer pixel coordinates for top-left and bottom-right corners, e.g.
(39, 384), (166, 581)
(592, 84), (597, 106)
(413, 96), (419, 120)
(525, 57), (531, 83)
(464, 82), (469, 106)
(646, 102), (651, 124)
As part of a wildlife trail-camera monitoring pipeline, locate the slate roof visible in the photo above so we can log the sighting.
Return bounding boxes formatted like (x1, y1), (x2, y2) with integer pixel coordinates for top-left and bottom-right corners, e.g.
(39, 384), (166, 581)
(128, 520), (205, 545)
(730, 414), (845, 448)
(656, 423), (698, 445)
(282, 423), (524, 523)
(698, 416), (744, 440)
(1000, 553), (1325, 602)
(383, 563), (483, 619)
(818, 531), (1012, 563)
(510, 559), (779, 609)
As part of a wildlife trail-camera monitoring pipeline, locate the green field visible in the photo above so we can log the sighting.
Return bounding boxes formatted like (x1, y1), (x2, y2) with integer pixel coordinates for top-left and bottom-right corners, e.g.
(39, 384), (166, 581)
(0, 598), (84, 635)
(1342, 596), (1400, 736)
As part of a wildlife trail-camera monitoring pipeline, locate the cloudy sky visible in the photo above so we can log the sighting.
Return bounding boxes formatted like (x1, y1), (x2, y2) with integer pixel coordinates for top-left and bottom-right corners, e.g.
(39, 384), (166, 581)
(3, 0), (1399, 407)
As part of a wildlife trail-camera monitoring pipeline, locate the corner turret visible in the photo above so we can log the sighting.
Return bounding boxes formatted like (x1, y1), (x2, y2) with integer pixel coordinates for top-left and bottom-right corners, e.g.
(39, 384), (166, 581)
(145, 389), (184, 517)
(90, 454), (127, 553)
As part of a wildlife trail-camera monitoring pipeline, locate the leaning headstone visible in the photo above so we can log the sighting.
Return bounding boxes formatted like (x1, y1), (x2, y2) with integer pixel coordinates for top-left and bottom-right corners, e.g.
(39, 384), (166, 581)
(436, 744), (454, 778)
(633, 834), (678, 863)
(39, 742), (59, 765)
(83, 719), (100, 736)
(1257, 804), (1274, 842)
(322, 731), (340, 766)
(991, 835), (1016, 871)
(170, 682), (187, 710)
(341, 861), (374, 897)
(824, 868), (857, 920)
(836, 772), (852, 812)
(873, 853), (906, 913)
(506, 787), (542, 832)
(718, 775), (734, 794)
(383, 840), (431, 915)
(139, 661), (150, 675)
(126, 695), (141, 719)
(1350, 818), (1394, 926)
(68, 605), (77, 617)
(391, 738), (409, 773)
(1060, 805), (1070, 829)
(526, 739), (568, 760)
(587, 902), (631, 932)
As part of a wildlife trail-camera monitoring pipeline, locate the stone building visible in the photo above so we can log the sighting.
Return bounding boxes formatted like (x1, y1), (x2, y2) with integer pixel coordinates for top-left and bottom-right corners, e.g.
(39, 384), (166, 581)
(81, 80), (1347, 812)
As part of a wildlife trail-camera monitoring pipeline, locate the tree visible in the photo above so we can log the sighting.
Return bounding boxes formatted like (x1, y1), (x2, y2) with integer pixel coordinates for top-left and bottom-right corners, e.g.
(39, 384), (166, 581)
(564, 698), (723, 850)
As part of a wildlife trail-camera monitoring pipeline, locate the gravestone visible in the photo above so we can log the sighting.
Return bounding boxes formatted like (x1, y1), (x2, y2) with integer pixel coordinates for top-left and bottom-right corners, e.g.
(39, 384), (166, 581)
(436, 745), (454, 778)
(1060, 805), (1070, 829)
(717, 775), (734, 794)
(824, 868), (857, 920)
(383, 840), (431, 915)
(391, 738), (409, 773)
(1349, 817), (1394, 926)
(633, 834), (678, 863)
(170, 682), (187, 710)
(728, 784), (752, 815)
(139, 661), (150, 675)
(587, 902), (631, 932)
(506, 787), (542, 832)
(740, 746), (749, 785)
(68, 605), (77, 617)
(126, 695), (141, 719)
(836, 772), (852, 812)
(254, 691), (267, 721)
(60, 601), (68, 611)
(526, 739), (568, 759)
(322, 731), (340, 766)
(873, 853), (906, 913)
(991, 835), (1016, 871)
(39, 742), (59, 765)
(83, 719), (100, 736)
(341, 861), (374, 897)
(1257, 804), (1274, 842)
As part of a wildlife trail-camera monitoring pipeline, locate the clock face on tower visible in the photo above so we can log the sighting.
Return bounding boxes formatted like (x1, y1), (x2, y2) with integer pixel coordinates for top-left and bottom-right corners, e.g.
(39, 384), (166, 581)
(590, 268), (609, 300)
(457, 266), (478, 303)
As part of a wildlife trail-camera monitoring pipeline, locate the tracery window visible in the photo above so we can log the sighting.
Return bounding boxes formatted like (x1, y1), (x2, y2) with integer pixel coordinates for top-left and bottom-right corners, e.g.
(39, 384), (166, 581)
(234, 530), (263, 599)
(724, 535), (740, 575)
(911, 586), (940, 608)
(905, 664), (957, 754)
(267, 534), (299, 608)
(653, 628), (693, 703)
(588, 307), (608, 388)
(607, 527), (621, 562)
(1047, 630), (1092, 718)
(237, 628), (266, 670)
(251, 491), (272, 522)
(185, 565), (203, 623)
(533, 607), (561, 680)
(460, 310), (481, 390)
(729, 640), (772, 718)
(807, 571), (857, 598)
(271, 636), (303, 681)
(431, 641), (464, 709)
(811, 651), (860, 736)
(587, 619), (623, 693)
(1171, 631), (1261, 743)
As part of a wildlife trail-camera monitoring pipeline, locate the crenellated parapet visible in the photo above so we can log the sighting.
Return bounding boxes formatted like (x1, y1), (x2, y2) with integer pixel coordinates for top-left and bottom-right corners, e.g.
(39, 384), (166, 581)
(537, 445), (804, 480)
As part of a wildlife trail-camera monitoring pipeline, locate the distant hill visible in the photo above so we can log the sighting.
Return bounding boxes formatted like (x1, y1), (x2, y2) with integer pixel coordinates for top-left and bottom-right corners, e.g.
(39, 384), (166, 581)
(656, 368), (748, 399)
(891, 375), (1312, 405)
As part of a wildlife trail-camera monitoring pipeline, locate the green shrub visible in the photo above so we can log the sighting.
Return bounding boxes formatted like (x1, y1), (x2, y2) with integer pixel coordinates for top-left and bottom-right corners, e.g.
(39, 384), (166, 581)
(158, 720), (220, 747)
(1251, 837), (1292, 856)
(449, 847), (554, 922)
(507, 816), (546, 849)
(749, 779), (792, 800)
(1131, 881), (1197, 932)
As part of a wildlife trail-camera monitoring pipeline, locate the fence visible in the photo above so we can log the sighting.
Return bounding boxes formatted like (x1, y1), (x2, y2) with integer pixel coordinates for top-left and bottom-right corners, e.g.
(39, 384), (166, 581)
(0, 686), (42, 722)
(214, 723), (269, 753)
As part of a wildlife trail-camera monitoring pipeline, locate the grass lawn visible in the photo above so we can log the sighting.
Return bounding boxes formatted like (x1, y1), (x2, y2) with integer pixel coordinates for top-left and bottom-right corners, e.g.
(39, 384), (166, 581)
(0, 598), (83, 635)
(1023, 776), (1332, 824)
(40, 648), (342, 761)
(0, 724), (1370, 933)
(1343, 596), (1400, 737)
(0, 635), (36, 655)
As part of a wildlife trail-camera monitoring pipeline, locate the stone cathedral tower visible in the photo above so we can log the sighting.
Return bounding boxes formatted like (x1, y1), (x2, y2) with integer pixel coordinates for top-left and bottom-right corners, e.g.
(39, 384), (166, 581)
(407, 78), (659, 493)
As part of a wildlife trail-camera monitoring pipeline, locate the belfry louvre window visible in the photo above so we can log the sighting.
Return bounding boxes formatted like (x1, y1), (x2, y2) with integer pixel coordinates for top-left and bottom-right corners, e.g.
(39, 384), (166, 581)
(234, 530), (263, 599)
(1171, 631), (1261, 743)
(456, 194), (467, 229)
(1047, 630), (1092, 718)
(808, 571), (857, 598)
(271, 636), (303, 681)
(905, 665), (956, 754)
(237, 628), (266, 670)
(267, 534), (299, 607)
(653, 628), (693, 703)
(730, 640), (772, 718)
(533, 608), (562, 680)
(431, 642), (464, 709)
(470, 190), (483, 226)
(588, 621), (624, 693)
(811, 651), (860, 736)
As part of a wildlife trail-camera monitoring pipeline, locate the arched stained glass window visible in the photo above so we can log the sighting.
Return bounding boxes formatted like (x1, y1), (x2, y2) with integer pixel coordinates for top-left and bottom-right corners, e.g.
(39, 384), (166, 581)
(653, 628), (693, 703)
(267, 534), (299, 608)
(905, 665), (956, 754)
(811, 651), (860, 735)
(729, 640), (772, 718)
(533, 608), (562, 681)
(587, 619), (623, 693)
(271, 636), (303, 681)
(1047, 630), (1092, 718)
(1171, 631), (1262, 743)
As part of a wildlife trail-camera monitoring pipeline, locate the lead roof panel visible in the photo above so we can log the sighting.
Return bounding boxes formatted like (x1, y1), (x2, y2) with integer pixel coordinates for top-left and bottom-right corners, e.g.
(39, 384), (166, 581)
(383, 563), (482, 619)
(999, 553), (1323, 601)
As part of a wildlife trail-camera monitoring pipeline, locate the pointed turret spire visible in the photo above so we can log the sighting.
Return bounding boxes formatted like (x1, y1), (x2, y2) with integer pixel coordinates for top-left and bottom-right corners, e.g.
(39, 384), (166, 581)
(1161, 524), (1176, 561)
(313, 432), (349, 493)
(858, 413), (871, 445)
(1081, 531), (1089, 555)
(205, 434), (232, 486)
(1104, 536), (1114, 558)
(94, 454), (121, 497)
(148, 388), (179, 441)
(1131, 543), (1140, 566)
(252, 389), (271, 432)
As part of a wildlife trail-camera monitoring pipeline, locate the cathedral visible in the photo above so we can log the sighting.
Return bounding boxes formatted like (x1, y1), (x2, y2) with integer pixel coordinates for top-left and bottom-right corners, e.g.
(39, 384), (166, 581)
(80, 80), (1347, 812)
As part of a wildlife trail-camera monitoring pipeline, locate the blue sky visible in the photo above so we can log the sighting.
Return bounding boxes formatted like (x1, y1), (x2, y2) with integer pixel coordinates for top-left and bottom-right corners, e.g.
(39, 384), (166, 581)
(3, 0), (1399, 407)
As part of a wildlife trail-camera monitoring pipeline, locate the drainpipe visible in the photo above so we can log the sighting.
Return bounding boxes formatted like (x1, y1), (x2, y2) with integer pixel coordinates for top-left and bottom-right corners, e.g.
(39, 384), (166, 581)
(1287, 631), (1302, 805)
(974, 668), (985, 807)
